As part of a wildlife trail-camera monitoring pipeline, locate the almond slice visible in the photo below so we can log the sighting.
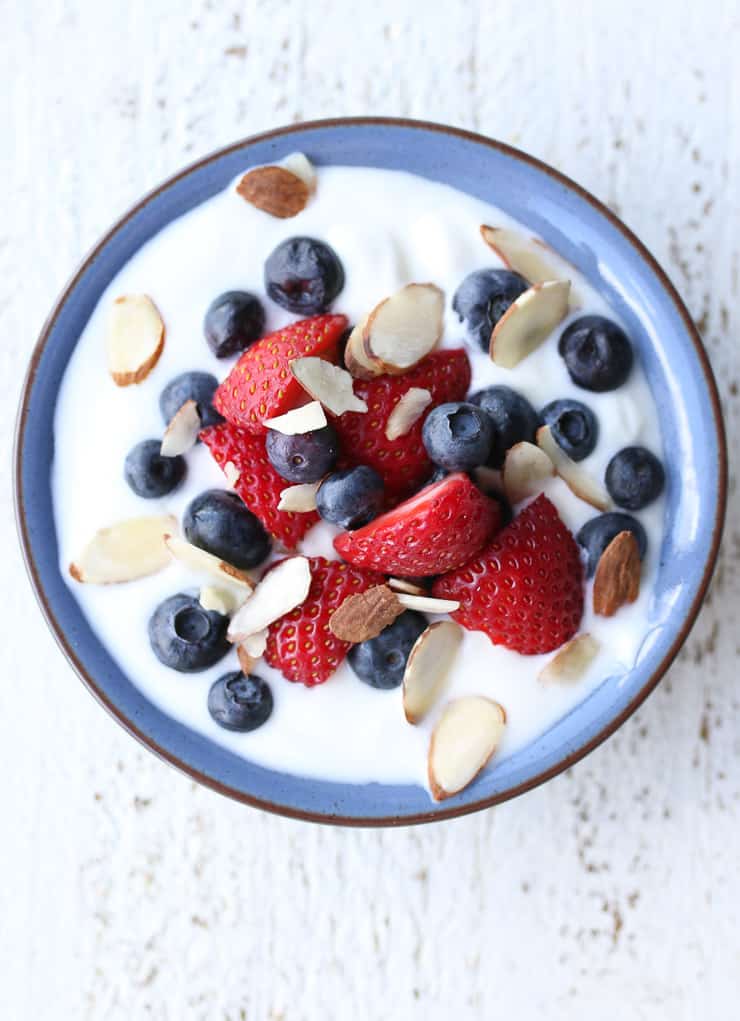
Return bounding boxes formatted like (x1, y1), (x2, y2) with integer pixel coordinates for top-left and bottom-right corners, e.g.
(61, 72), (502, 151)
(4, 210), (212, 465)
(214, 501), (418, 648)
(69, 515), (176, 584)
(403, 621), (463, 724)
(538, 633), (600, 683)
(428, 697), (506, 801)
(224, 461), (241, 487)
(278, 152), (316, 193)
(363, 283), (444, 374)
(160, 399), (201, 456)
(291, 357), (368, 415)
(503, 441), (555, 504)
(344, 317), (381, 380)
(199, 585), (243, 616)
(241, 628), (269, 657)
(107, 294), (165, 386)
(237, 645), (260, 675)
(490, 280), (570, 368)
(481, 225), (583, 306)
(472, 465), (504, 496)
(385, 388), (433, 441)
(395, 593), (460, 614)
(593, 531), (641, 617)
(329, 585), (403, 642)
(228, 556), (312, 642)
(236, 164), (309, 218)
(278, 482), (320, 513)
(164, 535), (254, 590)
(536, 426), (610, 510)
(388, 577), (428, 597)
(264, 400), (327, 435)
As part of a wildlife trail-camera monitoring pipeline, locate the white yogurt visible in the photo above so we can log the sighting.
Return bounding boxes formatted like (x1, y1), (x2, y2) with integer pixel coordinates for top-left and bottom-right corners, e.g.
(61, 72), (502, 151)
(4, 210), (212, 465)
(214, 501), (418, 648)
(53, 166), (665, 790)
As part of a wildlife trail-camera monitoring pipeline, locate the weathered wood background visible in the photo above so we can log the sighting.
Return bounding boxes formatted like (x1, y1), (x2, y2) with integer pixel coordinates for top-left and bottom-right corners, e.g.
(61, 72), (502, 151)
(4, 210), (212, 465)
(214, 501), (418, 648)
(1, 1), (738, 1017)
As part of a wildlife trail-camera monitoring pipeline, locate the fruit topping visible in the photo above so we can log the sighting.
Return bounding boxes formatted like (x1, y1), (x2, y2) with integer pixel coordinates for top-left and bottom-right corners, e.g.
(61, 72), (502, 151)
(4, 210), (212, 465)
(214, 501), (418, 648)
(107, 294), (165, 386)
(593, 531), (642, 617)
(183, 489), (271, 570)
(347, 283), (445, 377)
(69, 515), (176, 584)
(264, 237), (344, 314)
(428, 696), (506, 801)
(124, 439), (186, 498)
(540, 398), (598, 462)
(277, 482), (321, 513)
(316, 466), (385, 530)
(160, 399), (201, 457)
(328, 584), (404, 643)
(576, 512), (648, 577)
(536, 425), (610, 510)
(149, 593), (230, 672)
(468, 385), (539, 467)
(452, 269), (529, 351)
(538, 634), (600, 684)
(160, 371), (223, 431)
(347, 610), (428, 690)
(421, 401), (494, 472)
(228, 556), (312, 643)
(558, 315), (633, 391)
(502, 441), (555, 504)
(203, 291), (265, 359)
(236, 165), (310, 219)
(490, 280), (571, 368)
(605, 446), (665, 510)
(208, 672), (274, 731)
(291, 357), (368, 415)
(266, 422), (339, 483)
(403, 621), (463, 724)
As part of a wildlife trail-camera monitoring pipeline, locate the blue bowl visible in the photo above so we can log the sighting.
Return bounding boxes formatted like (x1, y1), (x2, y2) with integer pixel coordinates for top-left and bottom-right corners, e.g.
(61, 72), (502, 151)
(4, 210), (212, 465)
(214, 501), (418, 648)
(15, 119), (726, 825)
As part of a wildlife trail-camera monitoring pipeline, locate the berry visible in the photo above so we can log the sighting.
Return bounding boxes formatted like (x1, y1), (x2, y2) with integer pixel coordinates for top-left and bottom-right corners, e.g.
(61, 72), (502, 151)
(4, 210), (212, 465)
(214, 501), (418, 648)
(432, 494), (584, 655)
(605, 446), (665, 510)
(540, 399), (598, 462)
(452, 269), (529, 350)
(559, 315), (633, 391)
(348, 611), (427, 690)
(183, 489), (271, 569)
(124, 439), (186, 498)
(577, 512), (648, 577)
(264, 237), (345, 315)
(149, 593), (229, 672)
(421, 401), (494, 472)
(213, 314), (348, 432)
(469, 385), (539, 467)
(333, 349), (471, 501)
(204, 291), (265, 359)
(265, 423), (339, 483)
(264, 556), (383, 685)
(334, 472), (502, 577)
(160, 371), (224, 430)
(201, 423), (319, 548)
(316, 466), (385, 530)
(207, 672), (273, 731)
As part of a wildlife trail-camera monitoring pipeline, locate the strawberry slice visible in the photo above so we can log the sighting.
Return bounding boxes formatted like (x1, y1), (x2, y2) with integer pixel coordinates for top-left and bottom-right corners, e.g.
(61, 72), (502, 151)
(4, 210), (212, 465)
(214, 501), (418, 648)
(213, 314), (348, 432)
(201, 422), (318, 549)
(332, 349), (471, 501)
(265, 556), (384, 685)
(432, 494), (584, 655)
(334, 473), (501, 576)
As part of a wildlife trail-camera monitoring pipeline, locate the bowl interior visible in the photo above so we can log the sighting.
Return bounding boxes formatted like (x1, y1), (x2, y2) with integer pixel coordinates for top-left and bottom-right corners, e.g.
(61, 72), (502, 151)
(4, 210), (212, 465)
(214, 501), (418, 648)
(16, 120), (724, 824)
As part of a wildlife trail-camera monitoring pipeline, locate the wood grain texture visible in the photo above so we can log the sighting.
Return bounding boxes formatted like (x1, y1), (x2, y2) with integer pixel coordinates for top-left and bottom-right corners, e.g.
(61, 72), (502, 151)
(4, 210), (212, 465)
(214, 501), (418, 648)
(1, 1), (738, 1018)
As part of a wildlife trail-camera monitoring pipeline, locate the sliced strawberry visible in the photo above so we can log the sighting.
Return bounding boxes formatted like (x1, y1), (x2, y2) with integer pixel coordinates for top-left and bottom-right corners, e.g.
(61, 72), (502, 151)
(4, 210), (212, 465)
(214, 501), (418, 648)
(213, 314), (348, 432)
(332, 349), (471, 501)
(265, 556), (384, 686)
(432, 494), (584, 655)
(201, 422), (318, 549)
(334, 473), (501, 577)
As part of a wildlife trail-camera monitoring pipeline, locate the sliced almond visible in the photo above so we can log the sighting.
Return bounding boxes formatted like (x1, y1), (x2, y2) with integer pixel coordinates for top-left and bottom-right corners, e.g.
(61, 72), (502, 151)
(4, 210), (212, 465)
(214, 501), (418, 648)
(395, 593), (460, 614)
(264, 400), (327, 435)
(291, 357), (368, 415)
(164, 534), (254, 590)
(593, 531), (641, 617)
(481, 226), (583, 306)
(237, 645), (260, 675)
(344, 317), (381, 380)
(403, 621), (463, 724)
(539, 633), (600, 683)
(428, 697), (506, 801)
(228, 556), (312, 642)
(363, 283), (444, 374)
(278, 482), (320, 513)
(536, 426), (610, 510)
(388, 577), (427, 597)
(199, 585), (243, 616)
(503, 441), (555, 504)
(236, 164), (309, 218)
(472, 465), (504, 496)
(385, 388), (432, 441)
(160, 399), (201, 457)
(224, 461), (241, 487)
(329, 585), (403, 643)
(107, 294), (165, 386)
(241, 628), (269, 657)
(69, 515), (176, 584)
(278, 152), (316, 193)
(490, 280), (570, 368)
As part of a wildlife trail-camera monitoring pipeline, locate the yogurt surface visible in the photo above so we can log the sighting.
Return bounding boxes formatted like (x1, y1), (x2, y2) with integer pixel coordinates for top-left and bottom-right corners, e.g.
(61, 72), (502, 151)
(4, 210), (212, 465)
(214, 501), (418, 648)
(53, 165), (665, 789)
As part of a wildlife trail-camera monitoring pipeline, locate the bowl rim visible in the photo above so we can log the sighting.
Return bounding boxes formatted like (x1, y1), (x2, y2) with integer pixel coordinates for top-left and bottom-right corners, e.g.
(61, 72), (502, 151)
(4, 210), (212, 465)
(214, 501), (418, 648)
(14, 116), (728, 827)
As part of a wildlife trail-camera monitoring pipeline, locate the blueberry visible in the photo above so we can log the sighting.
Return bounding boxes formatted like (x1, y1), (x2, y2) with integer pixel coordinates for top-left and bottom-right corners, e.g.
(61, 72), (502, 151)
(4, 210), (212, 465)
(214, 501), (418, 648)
(605, 446), (665, 510)
(540, 399), (598, 462)
(265, 424), (339, 483)
(149, 593), (229, 672)
(159, 371), (224, 430)
(316, 466), (384, 530)
(421, 402), (494, 472)
(452, 269), (529, 351)
(124, 439), (186, 498)
(204, 290), (265, 358)
(559, 315), (633, 391)
(183, 489), (271, 569)
(347, 611), (428, 689)
(264, 237), (344, 314)
(469, 385), (539, 466)
(577, 513), (648, 577)
(207, 671), (273, 732)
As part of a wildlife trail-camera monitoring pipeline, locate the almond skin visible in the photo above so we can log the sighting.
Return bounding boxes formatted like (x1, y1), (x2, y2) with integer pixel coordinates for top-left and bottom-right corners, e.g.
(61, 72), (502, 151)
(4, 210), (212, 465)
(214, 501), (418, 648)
(236, 165), (309, 218)
(593, 531), (641, 616)
(329, 585), (403, 643)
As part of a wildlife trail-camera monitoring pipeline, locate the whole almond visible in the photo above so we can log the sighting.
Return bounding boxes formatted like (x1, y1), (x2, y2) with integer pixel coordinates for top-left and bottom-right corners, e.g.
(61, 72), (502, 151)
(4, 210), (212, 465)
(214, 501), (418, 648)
(236, 165), (309, 218)
(593, 531), (641, 616)
(329, 584), (403, 643)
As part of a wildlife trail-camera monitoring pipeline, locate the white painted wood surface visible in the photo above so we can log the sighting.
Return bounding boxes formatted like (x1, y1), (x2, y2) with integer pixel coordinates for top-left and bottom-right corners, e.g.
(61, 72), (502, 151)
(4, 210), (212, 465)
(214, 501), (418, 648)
(1, 1), (738, 1017)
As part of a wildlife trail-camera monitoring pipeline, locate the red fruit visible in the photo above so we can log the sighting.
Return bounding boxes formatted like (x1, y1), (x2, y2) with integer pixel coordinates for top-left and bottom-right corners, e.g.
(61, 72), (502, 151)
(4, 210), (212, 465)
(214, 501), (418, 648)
(201, 422), (318, 549)
(265, 556), (384, 686)
(334, 473), (501, 577)
(433, 495), (584, 655)
(332, 349), (471, 501)
(213, 314), (348, 432)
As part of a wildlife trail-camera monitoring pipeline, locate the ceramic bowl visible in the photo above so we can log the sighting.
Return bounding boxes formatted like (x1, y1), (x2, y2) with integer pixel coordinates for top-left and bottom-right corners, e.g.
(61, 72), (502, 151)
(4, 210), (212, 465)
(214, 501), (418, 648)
(14, 118), (726, 825)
